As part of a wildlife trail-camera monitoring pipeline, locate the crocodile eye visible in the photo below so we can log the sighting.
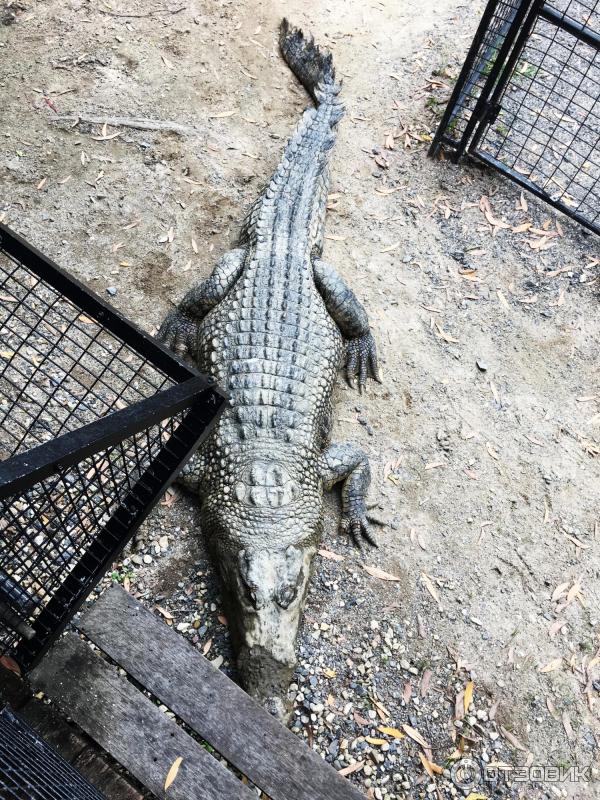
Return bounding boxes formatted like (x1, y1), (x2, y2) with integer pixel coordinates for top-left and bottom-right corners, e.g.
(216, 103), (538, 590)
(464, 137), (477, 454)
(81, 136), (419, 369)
(240, 577), (259, 608)
(275, 585), (297, 609)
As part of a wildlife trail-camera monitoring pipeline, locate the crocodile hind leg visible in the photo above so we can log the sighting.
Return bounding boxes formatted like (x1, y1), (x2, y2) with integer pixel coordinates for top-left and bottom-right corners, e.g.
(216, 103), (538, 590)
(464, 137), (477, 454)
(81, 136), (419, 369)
(320, 441), (377, 547)
(158, 247), (246, 357)
(313, 258), (380, 392)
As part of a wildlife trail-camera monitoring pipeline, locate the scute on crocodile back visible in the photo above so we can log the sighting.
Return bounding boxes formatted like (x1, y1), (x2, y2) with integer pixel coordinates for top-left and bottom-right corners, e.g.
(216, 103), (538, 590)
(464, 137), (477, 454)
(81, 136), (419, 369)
(233, 460), (301, 508)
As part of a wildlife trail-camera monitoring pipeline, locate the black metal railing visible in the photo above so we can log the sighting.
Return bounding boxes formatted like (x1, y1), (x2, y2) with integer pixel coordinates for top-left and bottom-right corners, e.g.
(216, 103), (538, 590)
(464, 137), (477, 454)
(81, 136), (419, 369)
(0, 223), (225, 672)
(430, 0), (600, 235)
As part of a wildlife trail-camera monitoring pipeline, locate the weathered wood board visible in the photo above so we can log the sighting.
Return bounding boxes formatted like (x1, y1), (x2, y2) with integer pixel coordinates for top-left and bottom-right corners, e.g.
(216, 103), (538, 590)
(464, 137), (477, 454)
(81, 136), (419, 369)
(30, 633), (256, 800)
(77, 586), (365, 800)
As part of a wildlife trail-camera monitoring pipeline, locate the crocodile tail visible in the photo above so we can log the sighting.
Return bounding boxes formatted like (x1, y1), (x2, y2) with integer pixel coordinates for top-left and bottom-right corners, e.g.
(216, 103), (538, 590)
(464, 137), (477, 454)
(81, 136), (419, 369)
(279, 18), (341, 111)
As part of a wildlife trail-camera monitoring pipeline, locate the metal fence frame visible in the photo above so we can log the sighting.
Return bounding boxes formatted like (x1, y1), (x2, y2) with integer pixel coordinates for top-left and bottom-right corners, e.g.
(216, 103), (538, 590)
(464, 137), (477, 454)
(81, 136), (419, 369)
(0, 224), (226, 671)
(429, 0), (600, 236)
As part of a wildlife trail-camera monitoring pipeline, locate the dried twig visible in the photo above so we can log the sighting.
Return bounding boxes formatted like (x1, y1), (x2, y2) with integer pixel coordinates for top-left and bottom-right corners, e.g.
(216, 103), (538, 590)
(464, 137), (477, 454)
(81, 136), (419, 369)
(52, 114), (197, 136)
(96, 6), (186, 18)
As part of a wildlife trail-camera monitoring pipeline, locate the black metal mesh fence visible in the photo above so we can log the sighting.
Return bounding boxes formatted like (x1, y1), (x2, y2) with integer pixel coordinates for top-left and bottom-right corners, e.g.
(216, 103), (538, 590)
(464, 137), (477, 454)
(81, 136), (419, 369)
(0, 225), (224, 671)
(443, 0), (523, 144)
(478, 3), (600, 227)
(0, 244), (171, 455)
(0, 706), (105, 799)
(430, 0), (600, 235)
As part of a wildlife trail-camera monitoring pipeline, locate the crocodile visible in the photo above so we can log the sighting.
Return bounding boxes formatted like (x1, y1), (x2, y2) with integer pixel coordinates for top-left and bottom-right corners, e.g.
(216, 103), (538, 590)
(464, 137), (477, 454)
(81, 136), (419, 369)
(158, 19), (381, 719)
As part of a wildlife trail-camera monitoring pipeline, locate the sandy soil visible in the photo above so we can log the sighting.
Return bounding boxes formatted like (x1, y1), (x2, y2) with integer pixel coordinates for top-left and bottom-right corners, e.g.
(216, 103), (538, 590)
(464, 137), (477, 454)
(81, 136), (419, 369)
(1, 0), (599, 798)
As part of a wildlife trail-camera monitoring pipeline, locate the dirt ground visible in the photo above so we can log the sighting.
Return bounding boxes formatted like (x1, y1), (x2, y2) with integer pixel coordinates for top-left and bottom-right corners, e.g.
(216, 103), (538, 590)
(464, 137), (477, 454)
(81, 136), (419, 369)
(1, 0), (599, 798)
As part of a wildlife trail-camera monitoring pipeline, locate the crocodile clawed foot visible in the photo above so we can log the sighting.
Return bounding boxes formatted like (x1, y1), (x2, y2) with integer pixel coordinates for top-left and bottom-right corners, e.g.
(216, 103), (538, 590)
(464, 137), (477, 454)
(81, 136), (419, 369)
(345, 332), (381, 393)
(157, 309), (194, 357)
(341, 509), (378, 549)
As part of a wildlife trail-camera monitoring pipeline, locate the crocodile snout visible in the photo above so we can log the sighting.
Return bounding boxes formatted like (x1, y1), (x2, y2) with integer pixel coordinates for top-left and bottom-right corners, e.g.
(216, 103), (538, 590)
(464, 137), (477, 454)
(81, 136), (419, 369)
(215, 540), (316, 722)
(237, 644), (296, 721)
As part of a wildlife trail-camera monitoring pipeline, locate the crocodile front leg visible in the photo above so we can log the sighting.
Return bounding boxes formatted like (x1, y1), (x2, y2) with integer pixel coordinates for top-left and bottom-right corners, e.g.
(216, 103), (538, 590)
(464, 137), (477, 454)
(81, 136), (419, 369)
(320, 441), (376, 547)
(158, 247), (246, 356)
(313, 258), (381, 392)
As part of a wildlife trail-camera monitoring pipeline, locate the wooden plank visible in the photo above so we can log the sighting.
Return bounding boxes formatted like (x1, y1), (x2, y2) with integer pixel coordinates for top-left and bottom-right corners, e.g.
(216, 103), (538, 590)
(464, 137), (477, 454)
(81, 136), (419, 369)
(78, 586), (366, 800)
(18, 697), (89, 762)
(29, 633), (256, 800)
(73, 748), (145, 800)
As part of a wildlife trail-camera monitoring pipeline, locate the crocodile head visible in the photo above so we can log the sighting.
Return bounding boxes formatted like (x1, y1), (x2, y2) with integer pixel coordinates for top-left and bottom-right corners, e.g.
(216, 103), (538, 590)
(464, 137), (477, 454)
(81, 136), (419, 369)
(202, 458), (321, 720)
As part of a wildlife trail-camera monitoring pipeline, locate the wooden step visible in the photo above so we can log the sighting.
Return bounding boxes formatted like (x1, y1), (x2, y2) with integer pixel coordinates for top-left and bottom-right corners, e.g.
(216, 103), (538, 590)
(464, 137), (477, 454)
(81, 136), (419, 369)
(30, 632), (256, 800)
(76, 586), (364, 800)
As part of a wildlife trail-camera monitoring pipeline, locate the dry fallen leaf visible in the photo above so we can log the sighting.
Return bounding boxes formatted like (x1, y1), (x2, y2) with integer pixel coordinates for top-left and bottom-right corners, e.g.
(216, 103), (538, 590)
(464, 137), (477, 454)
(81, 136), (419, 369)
(551, 581), (570, 603)
(160, 488), (179, 508)
(546, 696), (559, 720)
(516, 191), (528, 212)
(499, 725), (528, 752)
(91, 131), (121, 141)
(0, 655), (21, 676)
(338, 761), (364, 776)
(539, 657), (562, 673)
(549, 619), (566, 638)
(418, 751), (434, 778)
(402, 723), (430, 749)
(155, 605), (174, 621)
(463, 681), (474, 714)
(419, 752), (444, 777)
(564, 533), (590, 549)
(375, 186), (401, 196)
(365, 736), (387, 746)
(434, 322), (459, 343)
(164, 756), (182, 790)
(480, 195), (510, 229)
(369, 695), (391, 720)
(318, 548), (344, 562)
(420, 571), (442, 608)
(562, 711), (575, 742)
(565, 577), (584, 607)
(378, 725), (405, 739)
(420, 669), (432, 697)
(207, 110), (237, 119)
(363, 565), (402, 581)
(486, 441), (499, 460)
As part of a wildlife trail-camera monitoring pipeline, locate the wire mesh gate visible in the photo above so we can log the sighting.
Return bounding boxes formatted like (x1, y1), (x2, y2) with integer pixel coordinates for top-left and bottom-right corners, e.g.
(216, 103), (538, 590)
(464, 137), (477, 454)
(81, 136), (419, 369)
(429, 0), (600, 235)
(0, 223), (225, 672)
(0, 706), (105, 800)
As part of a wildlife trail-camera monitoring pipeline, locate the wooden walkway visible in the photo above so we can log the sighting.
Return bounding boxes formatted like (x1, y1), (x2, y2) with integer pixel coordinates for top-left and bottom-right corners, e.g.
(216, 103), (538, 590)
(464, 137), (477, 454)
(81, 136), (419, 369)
(29, 586), (365, 800)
